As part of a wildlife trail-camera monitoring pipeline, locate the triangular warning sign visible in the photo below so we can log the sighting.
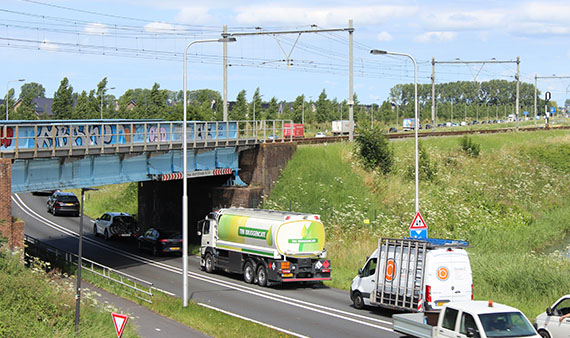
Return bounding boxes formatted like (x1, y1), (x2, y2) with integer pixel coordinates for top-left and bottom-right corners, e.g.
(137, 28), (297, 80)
(112, 312), (129, 338)
(409, 211), (427, 230)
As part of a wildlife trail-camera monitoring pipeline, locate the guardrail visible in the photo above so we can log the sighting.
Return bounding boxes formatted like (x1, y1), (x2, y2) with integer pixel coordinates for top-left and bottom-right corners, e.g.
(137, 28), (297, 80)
(0, 119), (295, 159)
(24, 234), (154, 303)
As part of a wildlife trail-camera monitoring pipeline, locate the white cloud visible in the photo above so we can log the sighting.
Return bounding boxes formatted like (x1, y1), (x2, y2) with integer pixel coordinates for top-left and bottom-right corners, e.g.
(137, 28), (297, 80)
(414, 31), (457, 43)
(40, 39), (59, 52)
(377, 31), (392, 42)
(421, 9), (505, 31)
(234, 5), (417, 26)
(175, 7), (215, 25)
(85, 23), (109, 35)
(521, 2), (570, 22)
(144, 22), (176, 33)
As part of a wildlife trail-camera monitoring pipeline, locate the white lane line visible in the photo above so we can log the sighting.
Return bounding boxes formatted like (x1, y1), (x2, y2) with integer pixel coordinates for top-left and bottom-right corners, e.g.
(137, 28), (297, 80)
(14, 194), (394, 332)
(198, 303), (309, 338)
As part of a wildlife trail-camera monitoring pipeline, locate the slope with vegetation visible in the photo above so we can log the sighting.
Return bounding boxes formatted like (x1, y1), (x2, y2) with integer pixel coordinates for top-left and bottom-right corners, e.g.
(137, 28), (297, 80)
(264, 129), (570, 318)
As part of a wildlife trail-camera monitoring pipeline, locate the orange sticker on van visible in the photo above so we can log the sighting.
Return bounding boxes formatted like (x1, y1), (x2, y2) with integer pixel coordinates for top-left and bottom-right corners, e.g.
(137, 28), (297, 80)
(386, 259), (396, 281)
(437, 266), (449, 281)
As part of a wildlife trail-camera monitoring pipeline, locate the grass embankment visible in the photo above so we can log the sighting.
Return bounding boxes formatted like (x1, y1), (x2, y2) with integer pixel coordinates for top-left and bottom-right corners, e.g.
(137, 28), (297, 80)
(0, 248), (138, 337)
(265, 130), (570, 318)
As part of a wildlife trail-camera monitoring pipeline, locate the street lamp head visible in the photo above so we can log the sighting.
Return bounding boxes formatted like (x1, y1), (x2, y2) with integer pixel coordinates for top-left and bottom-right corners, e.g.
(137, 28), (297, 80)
(81, 187), (98, 192)
(370, 49), (387, 55)
(18, 79), (25, 82)
(219, 37), (237, 43)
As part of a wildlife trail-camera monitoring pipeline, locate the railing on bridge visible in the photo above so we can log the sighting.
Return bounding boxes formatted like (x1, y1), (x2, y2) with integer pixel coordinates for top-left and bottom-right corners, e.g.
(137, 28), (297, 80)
(0, 119), (295, 159)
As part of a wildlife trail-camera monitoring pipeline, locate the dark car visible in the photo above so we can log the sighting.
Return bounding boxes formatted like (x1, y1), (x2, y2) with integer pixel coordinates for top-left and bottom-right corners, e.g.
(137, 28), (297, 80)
(47, 191), (80, 216)
(388, 127), (398, 133)
(137, 228), (182, 256)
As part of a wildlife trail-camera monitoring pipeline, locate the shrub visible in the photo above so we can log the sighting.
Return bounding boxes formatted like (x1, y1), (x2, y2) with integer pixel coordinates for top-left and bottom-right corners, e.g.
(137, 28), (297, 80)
(354, 127), (394, 174)
(407, 141), (438, 181)
(460, 135), (481, 157)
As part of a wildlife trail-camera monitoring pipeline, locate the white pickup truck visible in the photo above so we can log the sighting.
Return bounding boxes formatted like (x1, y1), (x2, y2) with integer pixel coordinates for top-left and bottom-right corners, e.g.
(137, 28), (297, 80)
(534, 295), (570, 338)
(392, 301), (540, 338)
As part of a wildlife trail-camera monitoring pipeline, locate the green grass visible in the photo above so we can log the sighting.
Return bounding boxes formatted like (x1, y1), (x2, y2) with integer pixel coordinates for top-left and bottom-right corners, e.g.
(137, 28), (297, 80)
(0, 248), (138, 337)
(69, 183), (138, 220)
(265, 129), (570, 319)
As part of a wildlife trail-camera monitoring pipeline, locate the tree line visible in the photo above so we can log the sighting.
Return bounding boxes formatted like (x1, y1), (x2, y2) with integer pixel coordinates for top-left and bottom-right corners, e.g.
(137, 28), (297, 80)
(2, 77), (560, 126)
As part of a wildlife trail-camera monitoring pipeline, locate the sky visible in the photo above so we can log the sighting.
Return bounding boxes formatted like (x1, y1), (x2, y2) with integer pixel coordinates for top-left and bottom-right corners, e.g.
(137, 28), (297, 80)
(1, 0), (569, 107)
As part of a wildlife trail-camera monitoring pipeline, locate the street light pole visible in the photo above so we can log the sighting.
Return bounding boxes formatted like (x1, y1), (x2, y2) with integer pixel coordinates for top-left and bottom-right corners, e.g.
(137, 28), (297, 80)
(75, 187), (97, 336)
(371, 49), (419, 213)
(182, 36), (235, 308)
(100, 86), (115, 119)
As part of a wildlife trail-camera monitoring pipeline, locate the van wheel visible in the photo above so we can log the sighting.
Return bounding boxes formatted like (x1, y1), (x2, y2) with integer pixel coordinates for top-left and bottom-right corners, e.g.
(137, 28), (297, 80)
(257, 265), (267, 287)
(353, 291), (365, 309)
(205, 253), (214, 273)
(538, 330), (551, 338)
(243, 261), (255, 284)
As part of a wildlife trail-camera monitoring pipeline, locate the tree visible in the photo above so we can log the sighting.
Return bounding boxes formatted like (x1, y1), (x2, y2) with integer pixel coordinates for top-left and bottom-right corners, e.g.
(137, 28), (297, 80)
(72, 91), (95, 119)
(250, 88), (263, 121)
(52, 77), (74, 119)
(355, 126), (393, 174)
(230, 90), (247, 120)
(266, 97), (279, 120)
(315, 89), (331, 123)
(19, 82), (45, 100)
(292, 95), (304, 123)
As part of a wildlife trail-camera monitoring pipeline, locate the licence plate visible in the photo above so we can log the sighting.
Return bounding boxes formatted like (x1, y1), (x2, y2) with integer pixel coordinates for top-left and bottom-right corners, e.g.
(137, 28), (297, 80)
(170, 247), (180, 251)
(436, 301), (448, 306)
(65, 203), (74, 206)
(120, 234), (131, 237)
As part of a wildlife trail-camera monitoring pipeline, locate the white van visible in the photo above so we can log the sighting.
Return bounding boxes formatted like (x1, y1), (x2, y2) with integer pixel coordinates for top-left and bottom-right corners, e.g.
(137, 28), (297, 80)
(350, 237), (473, 312)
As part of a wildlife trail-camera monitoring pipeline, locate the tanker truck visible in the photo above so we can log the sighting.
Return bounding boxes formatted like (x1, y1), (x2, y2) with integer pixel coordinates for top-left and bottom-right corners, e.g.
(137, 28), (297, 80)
(197, 208), (331, 286)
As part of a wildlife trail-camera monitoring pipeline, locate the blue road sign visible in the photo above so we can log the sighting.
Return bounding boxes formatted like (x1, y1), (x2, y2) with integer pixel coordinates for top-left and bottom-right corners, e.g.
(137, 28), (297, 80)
(409, 228), (428, 239)
(523, 111), (529, 116)
(550, 106), (556, 114)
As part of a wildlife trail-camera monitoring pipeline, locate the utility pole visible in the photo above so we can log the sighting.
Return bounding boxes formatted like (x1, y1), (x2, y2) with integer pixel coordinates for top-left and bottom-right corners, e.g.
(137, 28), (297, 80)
(348, 19), (354, 141)
(515, 56), (521, 130)
(534, 74), (570, 127)
(223, 25), (228, 121)
(432, 57), (520, 126)
(431, 57), (435, 130)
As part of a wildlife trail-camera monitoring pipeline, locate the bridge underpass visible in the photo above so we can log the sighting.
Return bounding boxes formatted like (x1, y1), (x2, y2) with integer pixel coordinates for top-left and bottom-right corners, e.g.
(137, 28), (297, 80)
(0, 119), (297, 248)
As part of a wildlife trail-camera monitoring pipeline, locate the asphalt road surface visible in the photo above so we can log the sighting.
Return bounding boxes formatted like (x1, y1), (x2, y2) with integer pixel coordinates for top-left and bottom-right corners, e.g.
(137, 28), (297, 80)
(13, 192), (401, 338)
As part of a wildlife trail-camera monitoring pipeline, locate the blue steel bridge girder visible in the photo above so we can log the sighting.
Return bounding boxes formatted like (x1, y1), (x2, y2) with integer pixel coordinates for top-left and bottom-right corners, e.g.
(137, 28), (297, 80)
(10, 147), (239, 193)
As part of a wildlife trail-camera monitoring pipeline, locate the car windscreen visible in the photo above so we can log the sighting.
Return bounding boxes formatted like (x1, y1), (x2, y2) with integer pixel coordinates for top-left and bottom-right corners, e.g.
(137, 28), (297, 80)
(479, 312), (537, 337)
(58, 196), (78, 203)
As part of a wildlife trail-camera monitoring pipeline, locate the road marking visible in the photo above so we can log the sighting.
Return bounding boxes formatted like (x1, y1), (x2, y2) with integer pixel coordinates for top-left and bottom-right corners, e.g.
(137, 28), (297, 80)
(13, 194), (394, 333)
(198, 303), (309, 338)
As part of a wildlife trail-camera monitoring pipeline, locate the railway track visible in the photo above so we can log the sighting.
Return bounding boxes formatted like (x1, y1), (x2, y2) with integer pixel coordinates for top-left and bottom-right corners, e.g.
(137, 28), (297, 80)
(294, 125), (570, 144)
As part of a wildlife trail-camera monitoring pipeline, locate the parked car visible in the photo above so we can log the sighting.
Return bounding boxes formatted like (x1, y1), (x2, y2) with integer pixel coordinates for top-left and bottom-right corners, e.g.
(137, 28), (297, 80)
(137, 228), (182, 256)
(425, 124), (432, 129)
(388, 127), (398, 133)
(267, 134), (279, 140)
(94, 212), (139, 240)
(315, 132), (327, 138)
(534, 295), (570, 338)
(47, 191), (80, 216)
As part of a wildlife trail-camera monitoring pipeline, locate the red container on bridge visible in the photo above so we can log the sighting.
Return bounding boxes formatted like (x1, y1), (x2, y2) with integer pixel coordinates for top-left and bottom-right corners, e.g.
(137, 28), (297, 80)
(283, 123), (305, 138)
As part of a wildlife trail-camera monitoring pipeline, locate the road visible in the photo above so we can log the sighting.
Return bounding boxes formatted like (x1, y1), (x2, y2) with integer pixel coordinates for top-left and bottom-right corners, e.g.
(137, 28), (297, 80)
(13, 192), (400, 338)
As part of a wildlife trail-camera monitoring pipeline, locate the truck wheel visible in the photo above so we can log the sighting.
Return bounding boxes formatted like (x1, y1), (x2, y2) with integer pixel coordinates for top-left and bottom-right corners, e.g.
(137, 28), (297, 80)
(538, 330), (551, 338)
(93, 224), (98, 237)
(353, 291), (365, 309)
(205, 253), (214, 273)
(257, 265), (267, 287)
(243, 262), (255, 284)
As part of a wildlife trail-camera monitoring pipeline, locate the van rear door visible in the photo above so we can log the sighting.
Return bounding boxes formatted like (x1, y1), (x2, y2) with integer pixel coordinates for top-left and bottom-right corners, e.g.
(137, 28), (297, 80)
(425, 248), (472, 310)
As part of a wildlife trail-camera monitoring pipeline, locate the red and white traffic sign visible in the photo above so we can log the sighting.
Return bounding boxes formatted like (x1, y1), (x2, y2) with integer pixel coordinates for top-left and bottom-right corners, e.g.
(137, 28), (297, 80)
(111, 312), (129, 338)
(409, 211), (427, 230)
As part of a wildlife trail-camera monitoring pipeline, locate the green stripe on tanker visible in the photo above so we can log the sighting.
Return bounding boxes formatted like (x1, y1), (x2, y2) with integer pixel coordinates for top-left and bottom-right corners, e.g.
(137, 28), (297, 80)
(217, 212), (325, 258)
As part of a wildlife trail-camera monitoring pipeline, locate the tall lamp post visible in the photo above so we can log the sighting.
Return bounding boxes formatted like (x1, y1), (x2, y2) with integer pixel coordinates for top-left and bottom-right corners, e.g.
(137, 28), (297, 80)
(182, 36), (236, 307)
(371, 49), (419, 213)
(100, 86), (115, 119)
(253, 94), (263, 138)
(75, 187), (98, 335)
(5, 79), (25, 121)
